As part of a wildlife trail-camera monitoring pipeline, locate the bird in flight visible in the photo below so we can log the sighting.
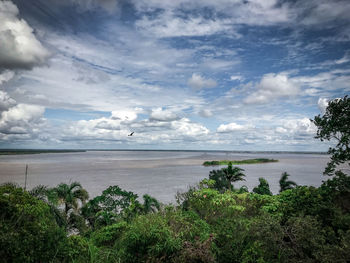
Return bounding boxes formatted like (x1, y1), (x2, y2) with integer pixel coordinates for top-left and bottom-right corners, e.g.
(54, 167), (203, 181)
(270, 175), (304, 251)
(128, 132), (134, 136)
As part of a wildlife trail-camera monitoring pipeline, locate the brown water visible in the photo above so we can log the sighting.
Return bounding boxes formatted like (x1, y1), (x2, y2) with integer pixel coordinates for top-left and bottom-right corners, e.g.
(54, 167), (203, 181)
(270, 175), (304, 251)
(0, 150), (331, 203)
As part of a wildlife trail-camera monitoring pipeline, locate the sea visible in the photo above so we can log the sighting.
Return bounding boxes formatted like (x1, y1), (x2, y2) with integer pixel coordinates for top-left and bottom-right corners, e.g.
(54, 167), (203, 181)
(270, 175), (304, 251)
(0, 150), (332, 204)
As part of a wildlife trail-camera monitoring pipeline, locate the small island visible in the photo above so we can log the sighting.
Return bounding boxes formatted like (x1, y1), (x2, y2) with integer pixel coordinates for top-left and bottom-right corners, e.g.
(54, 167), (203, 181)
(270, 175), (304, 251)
(203, 158), (278, 166)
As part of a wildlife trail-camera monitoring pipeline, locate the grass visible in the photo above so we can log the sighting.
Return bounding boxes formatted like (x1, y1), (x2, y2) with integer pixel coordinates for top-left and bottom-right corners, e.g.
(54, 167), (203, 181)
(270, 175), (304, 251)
(202, 158), (278, 166)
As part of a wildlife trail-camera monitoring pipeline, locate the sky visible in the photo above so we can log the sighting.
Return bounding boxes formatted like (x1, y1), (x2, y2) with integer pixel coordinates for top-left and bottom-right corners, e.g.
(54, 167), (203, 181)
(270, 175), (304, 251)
(0, 0), (349, 151)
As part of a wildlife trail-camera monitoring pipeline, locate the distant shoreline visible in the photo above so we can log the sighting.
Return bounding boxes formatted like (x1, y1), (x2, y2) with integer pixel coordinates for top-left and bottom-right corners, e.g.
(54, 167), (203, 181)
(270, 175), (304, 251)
(0, 149), (86, 155)
(0, 149), (327, 155)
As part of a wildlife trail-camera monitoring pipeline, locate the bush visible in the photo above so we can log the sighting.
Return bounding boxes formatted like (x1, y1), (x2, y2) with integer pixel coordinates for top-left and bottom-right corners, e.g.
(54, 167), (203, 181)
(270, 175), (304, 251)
(115, 213), (182, 262)
(0, 184), (69, 262)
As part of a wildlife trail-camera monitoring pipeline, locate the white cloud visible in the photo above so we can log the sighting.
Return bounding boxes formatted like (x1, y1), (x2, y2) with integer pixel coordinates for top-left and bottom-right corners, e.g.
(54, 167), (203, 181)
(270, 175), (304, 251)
(170, 118), (209, 137)
(188, 73), (217, 90)
(135, 11), (233, 38)
(149, 108), (178, 122)
(230, 75), (243, 82)
(62, 111), (210, 144)
(111, 110), (138, 122)
(0, 103), (45, 140)
(217, 122), (253, 133)
(300, 0), (350, 26)
(134, 0), (293, 33)
(244, 73), (300, 104)
(317, 98), (328, 114)
(0, 90), (16, 111)
(0, 70), (14, 85)
(276, 118), (316, 136)
(335, 53), (350, 64)
(0, 0), (50, 69)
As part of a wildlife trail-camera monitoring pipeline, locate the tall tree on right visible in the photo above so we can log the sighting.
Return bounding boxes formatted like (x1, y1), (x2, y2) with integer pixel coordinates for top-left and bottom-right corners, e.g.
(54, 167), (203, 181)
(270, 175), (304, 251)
(312, 95), (350, 176)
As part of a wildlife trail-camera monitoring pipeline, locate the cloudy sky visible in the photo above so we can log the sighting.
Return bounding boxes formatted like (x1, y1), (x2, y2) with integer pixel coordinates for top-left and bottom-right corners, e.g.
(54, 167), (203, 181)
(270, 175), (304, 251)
(0, 0), (349, 151)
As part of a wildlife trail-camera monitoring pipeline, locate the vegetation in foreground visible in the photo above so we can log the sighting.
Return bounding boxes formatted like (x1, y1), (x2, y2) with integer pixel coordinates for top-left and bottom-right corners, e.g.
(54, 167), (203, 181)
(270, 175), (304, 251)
(0, 96), (349, 263)
(203, 158), (278, 166)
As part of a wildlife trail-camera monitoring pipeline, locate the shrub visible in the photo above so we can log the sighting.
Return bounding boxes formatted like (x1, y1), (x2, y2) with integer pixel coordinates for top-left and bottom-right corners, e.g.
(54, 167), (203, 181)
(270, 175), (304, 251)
(0, 184), (69, 262)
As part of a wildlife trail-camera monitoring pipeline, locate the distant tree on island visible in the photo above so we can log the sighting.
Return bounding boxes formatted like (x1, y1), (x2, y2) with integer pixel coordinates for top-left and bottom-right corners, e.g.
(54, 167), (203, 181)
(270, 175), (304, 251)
(312, 95), (350, 176)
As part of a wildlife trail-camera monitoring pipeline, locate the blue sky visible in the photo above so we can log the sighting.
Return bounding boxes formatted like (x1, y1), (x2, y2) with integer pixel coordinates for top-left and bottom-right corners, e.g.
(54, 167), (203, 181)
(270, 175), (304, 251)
(0, 0), (349, 151)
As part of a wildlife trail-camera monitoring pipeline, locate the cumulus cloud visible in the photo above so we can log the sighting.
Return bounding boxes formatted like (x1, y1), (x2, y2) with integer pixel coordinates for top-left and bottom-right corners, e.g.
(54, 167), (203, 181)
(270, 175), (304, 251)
(217, 122), (253, 133)
(0, 89), (46, 141)
(244, 73), (300, 104)
(0, 90), (16, 111)
(0, 0), (50, 70)
(63, 111), (209, 144)
(275, 118), (316, 136)
(188, 73), (217, 90)
(170, 118), (209, 137)
(149, 108), (178, 122)
(111, 110), (138, 122)
(0, 103), (45, 139)
(317, 98), (329, 114)
(0, 70), (14, 84)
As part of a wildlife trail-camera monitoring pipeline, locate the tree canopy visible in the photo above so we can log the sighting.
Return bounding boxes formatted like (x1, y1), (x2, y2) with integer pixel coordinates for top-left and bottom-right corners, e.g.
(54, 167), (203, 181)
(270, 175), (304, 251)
(312, 95), (350, 175)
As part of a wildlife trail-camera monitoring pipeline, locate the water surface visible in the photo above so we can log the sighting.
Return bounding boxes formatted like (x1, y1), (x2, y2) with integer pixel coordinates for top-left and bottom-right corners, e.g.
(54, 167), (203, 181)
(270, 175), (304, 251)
(0, 150), (330, 203)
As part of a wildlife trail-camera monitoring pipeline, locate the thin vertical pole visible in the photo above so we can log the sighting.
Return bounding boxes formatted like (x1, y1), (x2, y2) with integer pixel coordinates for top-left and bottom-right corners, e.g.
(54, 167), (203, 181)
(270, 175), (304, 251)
(24, 164), (28, 190)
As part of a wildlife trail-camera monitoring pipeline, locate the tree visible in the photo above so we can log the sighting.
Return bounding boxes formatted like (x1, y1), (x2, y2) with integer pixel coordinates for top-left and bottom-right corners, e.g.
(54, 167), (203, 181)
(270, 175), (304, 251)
(312, 95), (350, 175)
(82, 185), (140, 228)
(52, 182), (89, 216)
(142, 194), (160, 214)
(253, 177), (272, 195)
(222, 162), (246, 190)
(209, 169), (230, 192)
(279, 172), (297, 192)
(29, 185), (66, 228)
(51, 182), (89, 231)
(0, 184), (69, 262)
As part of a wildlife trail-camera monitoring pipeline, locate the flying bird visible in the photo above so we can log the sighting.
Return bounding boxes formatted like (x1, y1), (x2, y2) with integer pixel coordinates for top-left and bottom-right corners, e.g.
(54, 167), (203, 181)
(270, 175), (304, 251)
(128, 132), (134, 136)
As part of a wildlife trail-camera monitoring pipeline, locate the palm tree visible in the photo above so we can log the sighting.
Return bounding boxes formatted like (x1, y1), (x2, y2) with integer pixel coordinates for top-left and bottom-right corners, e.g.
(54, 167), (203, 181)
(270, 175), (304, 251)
(52, 181), (89, 216)
(279, 172), (297, 192)
(142, 194), (160, 214)
(222, 162), (246, 190)
(209, 169), (230, 192)
(29, 185), (67, 227)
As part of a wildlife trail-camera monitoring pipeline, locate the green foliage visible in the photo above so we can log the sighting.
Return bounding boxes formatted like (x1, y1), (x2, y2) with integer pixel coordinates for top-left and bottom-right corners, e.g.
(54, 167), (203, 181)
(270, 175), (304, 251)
(115, 213), (182, 263)
(279, 172), (297, 192)
(82, 185), (161, 229)
(312, 95), (350, 175)
(208, 163), (246, 192)
(66, 235), (90, 262)
(208, 169), (231, 192)
(142, 194), (161, 214)
(2, 156), (350, 263)
(0, 184), (69, 262)
(253, 177), (272, 195)
(91, 221), (128, 247)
